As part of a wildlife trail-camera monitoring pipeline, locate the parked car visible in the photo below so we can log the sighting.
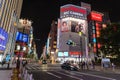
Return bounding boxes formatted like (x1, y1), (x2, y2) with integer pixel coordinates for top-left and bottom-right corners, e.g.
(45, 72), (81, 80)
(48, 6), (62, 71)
(61, 62), (79, 71)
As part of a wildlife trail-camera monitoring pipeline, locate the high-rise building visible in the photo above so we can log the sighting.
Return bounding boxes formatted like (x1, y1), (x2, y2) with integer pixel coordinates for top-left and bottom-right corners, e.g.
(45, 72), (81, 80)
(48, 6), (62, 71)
(57, 4), (89, 63)
(0, 0), (23, 62)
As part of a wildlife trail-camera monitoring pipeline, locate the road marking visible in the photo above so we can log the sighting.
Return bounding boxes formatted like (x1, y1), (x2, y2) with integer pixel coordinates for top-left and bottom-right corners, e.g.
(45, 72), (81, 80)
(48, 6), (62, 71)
(55, 71), (83, 80)
(46, 72), (61, 79)
(64, 70), (83, 76)
(75, 72), (116, 80)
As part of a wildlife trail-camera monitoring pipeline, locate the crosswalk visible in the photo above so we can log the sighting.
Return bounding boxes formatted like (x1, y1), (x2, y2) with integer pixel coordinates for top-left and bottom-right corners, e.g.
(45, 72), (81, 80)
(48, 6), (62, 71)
(25, 64), (61, 71)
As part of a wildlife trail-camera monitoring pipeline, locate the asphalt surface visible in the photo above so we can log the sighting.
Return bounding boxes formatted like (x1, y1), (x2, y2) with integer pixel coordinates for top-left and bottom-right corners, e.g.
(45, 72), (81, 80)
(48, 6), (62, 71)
(23, 63), (120, 80)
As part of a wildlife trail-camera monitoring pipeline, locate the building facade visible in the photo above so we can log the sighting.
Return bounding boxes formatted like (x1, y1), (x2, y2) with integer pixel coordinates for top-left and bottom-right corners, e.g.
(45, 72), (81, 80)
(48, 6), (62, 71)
(0, 0), (23, 62)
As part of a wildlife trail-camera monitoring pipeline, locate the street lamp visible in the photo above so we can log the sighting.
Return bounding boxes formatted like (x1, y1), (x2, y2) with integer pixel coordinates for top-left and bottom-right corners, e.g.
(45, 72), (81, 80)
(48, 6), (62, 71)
(78, 32), (82, 67)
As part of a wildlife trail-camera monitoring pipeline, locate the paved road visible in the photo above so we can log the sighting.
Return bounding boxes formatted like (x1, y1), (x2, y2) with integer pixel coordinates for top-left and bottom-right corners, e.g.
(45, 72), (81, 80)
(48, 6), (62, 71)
(23, 63), (120, 80)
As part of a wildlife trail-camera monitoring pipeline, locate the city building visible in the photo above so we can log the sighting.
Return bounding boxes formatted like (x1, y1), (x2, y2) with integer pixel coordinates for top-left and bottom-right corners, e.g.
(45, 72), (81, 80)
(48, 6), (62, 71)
(56, 4), (89, 63)
(0, 0), (23, 62)
(47, 20), (58, 63)
(14, 19), (32, 58)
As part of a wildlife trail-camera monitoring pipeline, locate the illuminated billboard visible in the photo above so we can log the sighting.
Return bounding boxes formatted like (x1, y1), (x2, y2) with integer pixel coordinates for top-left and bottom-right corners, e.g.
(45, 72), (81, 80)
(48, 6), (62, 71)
(60, 18), (88, 34)
(61, 20), (69, 32)
(59, 32), (81, 52)
(58, 52), (69, 57)
(0, 28), (8, 51)
(89, 11), (103, 22)
(60, 4), (87, 20)
(16, 32), (29, 43)
(69, 51), (81, 57)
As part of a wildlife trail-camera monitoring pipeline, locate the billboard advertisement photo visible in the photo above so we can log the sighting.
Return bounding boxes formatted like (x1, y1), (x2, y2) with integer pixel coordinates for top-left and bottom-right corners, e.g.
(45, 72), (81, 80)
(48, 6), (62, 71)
(70, 19), (88, 35)
(61, 20), (69, 32)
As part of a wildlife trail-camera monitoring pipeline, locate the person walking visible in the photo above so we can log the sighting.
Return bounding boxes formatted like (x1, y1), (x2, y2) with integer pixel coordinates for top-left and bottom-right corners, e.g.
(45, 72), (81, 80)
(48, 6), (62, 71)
(111, 62), (115, 71)
(91, 60), (95, 69)
(7, 60), (10, 69)
(16, 58), (20, 69)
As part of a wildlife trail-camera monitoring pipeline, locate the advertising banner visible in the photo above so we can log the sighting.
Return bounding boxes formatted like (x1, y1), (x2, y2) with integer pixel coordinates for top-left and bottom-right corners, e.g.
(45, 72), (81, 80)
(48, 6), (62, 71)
(89, 11), (103, 22)
(0, 28), (8, 51)
(70, 19), (88, 35)
(60, 4), (87, 20)
(69, 51), (81, 57)
(58, 52), (69, 57)
(61, 20), (70, 32)
(57, 19), (61, 48)
(59, 32), (80, 52)
(16, 32), (29, 43)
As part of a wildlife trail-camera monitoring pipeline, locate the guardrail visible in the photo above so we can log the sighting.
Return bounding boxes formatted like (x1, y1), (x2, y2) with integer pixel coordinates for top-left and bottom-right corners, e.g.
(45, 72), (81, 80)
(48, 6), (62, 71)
(21, 66), (34, 80)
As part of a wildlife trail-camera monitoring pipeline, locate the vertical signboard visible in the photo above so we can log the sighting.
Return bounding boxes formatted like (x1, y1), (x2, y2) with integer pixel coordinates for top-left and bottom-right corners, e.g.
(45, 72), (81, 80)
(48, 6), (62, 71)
(57, 19), (61, 49)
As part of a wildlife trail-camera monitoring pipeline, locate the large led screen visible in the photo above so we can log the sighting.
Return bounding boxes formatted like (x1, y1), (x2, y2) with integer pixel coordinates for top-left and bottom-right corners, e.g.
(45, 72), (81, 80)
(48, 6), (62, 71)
(0, 28), (8, 51)
(58, 52), (69, 57)
(16, 32), (29, 43)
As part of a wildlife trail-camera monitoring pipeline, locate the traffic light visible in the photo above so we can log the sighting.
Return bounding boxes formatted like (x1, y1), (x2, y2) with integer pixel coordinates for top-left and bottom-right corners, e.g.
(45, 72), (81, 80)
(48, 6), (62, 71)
(66, 40), (73, 45)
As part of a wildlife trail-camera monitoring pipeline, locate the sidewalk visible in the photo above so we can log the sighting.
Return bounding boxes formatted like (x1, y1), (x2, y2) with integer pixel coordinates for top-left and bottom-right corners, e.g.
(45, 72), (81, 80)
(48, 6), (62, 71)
(0, 64), (13, 80)
(90, 65), (120, 74)
(0, 64), (16, 80)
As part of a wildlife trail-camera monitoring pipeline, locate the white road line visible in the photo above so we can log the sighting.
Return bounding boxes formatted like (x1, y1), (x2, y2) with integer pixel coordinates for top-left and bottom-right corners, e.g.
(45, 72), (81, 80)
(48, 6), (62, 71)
(46, 72), (61, 79)
(65, 70), (83, 76)
(55, 71), (83, 80)
(75, 72), (116, 80)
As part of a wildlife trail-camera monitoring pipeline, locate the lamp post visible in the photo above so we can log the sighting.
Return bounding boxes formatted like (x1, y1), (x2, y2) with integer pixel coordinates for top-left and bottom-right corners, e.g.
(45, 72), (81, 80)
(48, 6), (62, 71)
(78, 32), (82, 67)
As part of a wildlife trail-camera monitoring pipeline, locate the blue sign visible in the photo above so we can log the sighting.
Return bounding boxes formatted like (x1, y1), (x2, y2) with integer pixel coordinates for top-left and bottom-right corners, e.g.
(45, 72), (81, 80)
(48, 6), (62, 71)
(16, 32), (29, 43)
(0, 27), (8, 51)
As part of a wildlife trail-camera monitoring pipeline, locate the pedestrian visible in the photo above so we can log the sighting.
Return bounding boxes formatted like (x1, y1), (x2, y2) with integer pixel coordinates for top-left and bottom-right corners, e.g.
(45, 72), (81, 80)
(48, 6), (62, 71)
(111, 62), (115, 71)
(82, 61), (85, 69)
(91, 60), (95, 69)
(16, 58), (20, 69)
(85, 61), (89, 70)
(1, 59), (5, 66)
(7, 60), (10, 69)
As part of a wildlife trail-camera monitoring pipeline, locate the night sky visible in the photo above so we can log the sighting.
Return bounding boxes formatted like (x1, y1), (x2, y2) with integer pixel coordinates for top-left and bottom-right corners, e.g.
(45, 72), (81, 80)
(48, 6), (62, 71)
(20, 0), (120, 58)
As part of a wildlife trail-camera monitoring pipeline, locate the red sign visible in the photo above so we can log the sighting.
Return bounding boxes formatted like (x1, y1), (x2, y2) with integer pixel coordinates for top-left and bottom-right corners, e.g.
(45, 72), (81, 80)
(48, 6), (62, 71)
(60, 4), (87, 19)
(90, 12), (103, 22)
(61, 5), (86, 14)
(69, 52), (81, 55)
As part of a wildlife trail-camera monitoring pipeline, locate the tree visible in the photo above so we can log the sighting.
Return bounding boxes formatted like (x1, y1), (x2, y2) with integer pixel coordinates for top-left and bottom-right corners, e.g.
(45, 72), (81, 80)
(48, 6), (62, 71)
(98, 23), (120, 59)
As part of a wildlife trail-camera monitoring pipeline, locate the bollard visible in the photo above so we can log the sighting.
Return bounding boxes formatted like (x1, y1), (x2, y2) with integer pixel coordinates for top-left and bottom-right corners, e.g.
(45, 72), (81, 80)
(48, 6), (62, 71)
(26, 73), (30, 80)
(29, 74), (33, 80)
(24, 70), (28, 80)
